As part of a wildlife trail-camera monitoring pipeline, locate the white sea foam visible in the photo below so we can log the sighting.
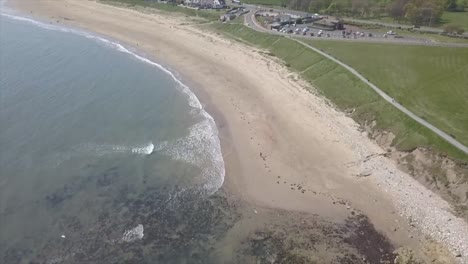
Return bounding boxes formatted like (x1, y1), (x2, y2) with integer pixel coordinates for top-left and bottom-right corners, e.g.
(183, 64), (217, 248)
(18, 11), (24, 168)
(1, 12), (225, 194)
(132, 143), (155, 155)
(154, 116), (225, 195)
(121, 224), (144, 243)
(74, 142), (154, 156)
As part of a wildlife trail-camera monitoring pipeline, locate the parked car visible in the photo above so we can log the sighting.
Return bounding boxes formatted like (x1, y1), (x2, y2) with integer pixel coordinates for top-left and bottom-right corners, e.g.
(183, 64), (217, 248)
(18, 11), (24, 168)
(368, 32), (373, 37)
(326, 33), (330, 37)
(310, 32), (315, 36)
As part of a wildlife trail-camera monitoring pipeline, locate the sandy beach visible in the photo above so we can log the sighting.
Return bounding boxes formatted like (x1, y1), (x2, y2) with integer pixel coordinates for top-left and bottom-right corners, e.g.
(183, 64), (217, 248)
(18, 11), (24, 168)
(6, 0), (468, 262)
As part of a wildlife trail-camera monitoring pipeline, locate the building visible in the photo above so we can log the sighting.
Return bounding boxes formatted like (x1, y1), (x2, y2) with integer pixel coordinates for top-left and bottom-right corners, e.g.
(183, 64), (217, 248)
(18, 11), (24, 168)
(184, 0), (226, 9)
(270, 22), (282, 30)
(275, 14), (292, 26)
(220, 13), (236, 21)
(312, 18), (344, 30)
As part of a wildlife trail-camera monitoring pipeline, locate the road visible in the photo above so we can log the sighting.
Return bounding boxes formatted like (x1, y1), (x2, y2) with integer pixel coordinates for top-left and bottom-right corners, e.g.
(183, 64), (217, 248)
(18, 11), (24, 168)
(343, 17), (468, 37)
(244, 9), (468, 155)
(244, 7), (468, 47)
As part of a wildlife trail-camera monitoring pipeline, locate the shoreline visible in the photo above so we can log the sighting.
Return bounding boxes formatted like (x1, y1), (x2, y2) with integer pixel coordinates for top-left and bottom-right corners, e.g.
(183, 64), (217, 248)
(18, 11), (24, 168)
(6, 0), (468, 262)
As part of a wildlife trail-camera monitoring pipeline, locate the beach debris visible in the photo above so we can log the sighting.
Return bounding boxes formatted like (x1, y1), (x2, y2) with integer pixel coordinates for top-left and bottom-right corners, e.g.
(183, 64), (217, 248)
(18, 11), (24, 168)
(122, 224), (144, 243)
(254, 209), (258, 214)
(61, 234), (66, 239)
(356, 170), (372, 177)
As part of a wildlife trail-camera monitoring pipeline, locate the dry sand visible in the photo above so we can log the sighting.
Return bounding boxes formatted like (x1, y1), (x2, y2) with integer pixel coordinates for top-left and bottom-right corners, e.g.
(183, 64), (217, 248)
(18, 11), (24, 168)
(6, 0), (468, 262)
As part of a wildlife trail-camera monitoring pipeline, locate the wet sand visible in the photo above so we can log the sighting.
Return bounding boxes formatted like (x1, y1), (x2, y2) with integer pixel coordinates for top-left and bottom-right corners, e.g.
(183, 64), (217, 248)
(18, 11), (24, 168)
(6, 0), (466, 262)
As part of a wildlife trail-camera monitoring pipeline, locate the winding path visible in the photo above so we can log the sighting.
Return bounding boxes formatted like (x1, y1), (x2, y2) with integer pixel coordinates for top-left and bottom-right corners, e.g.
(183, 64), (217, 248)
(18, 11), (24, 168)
(245, 10), (468, 155)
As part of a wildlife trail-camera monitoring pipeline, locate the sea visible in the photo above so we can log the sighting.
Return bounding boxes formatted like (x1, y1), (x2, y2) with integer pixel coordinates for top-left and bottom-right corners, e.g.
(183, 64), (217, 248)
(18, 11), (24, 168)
(0, 9), (232, 263)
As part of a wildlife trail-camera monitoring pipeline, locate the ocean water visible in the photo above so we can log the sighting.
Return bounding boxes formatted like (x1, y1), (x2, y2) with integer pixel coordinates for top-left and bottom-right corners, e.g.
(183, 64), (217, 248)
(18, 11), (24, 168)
(0, 12), (229, 263)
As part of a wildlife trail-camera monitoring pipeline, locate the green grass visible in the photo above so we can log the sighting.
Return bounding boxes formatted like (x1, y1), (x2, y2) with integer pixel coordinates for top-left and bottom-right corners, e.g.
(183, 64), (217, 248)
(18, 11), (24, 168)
(440, 10), (468, 31)
(304, 40), (468, 147)
(100, 0), (222, 21)
(209, 22), (468, 161)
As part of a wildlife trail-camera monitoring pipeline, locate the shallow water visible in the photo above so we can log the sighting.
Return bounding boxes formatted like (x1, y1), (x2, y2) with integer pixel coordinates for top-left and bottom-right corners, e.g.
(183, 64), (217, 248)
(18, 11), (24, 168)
(0, 13), (225, 262)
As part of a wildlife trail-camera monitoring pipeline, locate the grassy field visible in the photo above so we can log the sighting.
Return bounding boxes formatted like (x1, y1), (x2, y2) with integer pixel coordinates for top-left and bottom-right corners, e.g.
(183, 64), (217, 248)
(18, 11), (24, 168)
(209, 22), (468, 161)
(440, 10), (468, 30)
(304, 40), (468, 146)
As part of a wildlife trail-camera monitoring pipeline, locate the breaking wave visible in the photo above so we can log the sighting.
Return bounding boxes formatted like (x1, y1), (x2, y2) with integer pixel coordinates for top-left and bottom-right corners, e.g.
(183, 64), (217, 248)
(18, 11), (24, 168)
(1, 12), (225, 195)
(154, 116), (225, 195)
(74, 142), (155, 156)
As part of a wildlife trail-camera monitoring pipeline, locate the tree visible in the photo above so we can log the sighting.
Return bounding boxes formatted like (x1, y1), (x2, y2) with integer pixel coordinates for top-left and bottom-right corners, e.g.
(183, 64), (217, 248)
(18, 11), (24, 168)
(404, 0), (445, 26)
(388, 0), (409, 21)
(446, 0), (458, 10)
(446, 0), (466, 11)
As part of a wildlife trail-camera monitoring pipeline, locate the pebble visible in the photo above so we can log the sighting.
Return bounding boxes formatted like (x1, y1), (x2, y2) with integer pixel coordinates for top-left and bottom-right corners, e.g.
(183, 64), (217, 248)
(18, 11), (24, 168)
(329, 110), (468, 262)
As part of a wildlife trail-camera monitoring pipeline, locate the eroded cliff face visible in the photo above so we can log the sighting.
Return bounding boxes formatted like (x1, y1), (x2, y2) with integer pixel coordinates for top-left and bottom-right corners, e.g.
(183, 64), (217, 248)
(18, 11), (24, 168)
(371, 127), (468, 221)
